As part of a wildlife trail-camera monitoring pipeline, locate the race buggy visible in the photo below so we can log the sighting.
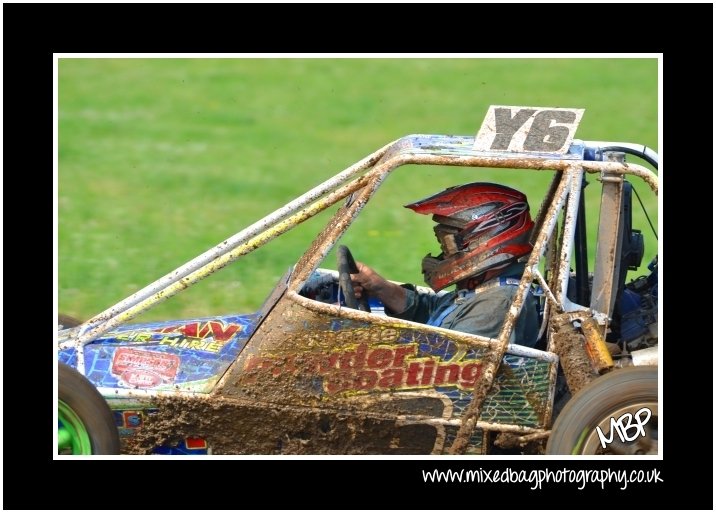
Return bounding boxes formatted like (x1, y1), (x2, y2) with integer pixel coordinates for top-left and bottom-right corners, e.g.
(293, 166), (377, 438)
(57, 105), (659, 456)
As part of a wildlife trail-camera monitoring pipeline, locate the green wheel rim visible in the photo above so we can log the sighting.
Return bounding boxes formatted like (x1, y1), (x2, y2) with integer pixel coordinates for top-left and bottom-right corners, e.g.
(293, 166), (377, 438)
(58, 400), (93, 454)
(571, 427), (590, 455)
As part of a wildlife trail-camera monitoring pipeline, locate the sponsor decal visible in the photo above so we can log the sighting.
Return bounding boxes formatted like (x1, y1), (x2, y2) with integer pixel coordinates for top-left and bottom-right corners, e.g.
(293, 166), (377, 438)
(112, 321), (243, 353)
(112, 348), (180, 387)
(242, 342), (482, 395)
(121, 369), (163, 388)
(156, 320), (242, 341)
(122, 411), (143, 428)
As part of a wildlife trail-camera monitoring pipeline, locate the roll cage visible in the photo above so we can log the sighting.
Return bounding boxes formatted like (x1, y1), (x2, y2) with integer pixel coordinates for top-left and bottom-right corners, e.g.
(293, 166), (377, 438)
(59, 124), (658, 454)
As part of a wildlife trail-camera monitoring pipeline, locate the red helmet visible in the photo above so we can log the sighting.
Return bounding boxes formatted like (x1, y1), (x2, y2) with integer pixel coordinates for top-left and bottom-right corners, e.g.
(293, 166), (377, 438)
(406, 182), (534, 291)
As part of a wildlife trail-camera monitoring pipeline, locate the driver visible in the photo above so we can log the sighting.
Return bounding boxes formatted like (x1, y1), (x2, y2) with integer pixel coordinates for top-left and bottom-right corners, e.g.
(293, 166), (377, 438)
(350, 182), (539, 348)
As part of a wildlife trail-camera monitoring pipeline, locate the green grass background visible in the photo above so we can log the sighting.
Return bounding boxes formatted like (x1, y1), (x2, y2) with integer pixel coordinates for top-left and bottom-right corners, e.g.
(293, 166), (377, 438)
(58, 58), (658, 322)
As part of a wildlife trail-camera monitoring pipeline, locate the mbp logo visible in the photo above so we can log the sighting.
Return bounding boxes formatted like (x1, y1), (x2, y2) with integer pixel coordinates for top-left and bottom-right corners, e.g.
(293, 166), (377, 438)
(595, 407), (652, 450)
(474, 105), (584, 154)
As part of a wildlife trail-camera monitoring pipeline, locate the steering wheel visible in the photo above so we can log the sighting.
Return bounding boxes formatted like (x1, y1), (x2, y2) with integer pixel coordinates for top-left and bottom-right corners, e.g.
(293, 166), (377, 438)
(337, 245), (371, 312)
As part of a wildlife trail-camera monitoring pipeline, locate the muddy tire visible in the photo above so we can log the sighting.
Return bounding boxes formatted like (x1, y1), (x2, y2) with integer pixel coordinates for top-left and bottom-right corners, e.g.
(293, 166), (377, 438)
(58, 314), (82, 329)
(58, 363), (121, 454)
(546, 366), (657, 455)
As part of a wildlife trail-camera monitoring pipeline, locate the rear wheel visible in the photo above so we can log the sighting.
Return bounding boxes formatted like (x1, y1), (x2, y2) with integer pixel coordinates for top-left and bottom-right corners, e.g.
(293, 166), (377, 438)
(546, 366), (657, 455)
(58, 363), (120, 454)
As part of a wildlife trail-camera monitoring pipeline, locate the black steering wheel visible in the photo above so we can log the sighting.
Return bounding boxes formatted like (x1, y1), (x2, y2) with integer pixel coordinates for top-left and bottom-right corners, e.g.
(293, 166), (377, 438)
(337, 245), (371, 312)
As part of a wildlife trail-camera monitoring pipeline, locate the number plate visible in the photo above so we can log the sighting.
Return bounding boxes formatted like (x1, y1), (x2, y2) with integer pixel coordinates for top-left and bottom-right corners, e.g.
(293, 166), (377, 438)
(474, 105), (584, 154)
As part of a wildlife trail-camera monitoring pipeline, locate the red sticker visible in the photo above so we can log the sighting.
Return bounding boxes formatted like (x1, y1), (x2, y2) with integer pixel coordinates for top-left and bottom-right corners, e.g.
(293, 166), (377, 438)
(185, 437), (207, 450)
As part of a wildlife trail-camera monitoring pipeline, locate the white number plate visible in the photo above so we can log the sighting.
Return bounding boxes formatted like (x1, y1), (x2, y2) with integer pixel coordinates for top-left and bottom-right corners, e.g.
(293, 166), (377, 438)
(474, 105), (584, 154)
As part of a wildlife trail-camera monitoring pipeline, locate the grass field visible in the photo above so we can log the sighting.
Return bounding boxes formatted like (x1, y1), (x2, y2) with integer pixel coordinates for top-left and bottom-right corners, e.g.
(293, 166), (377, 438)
(57, 57), (659, 322)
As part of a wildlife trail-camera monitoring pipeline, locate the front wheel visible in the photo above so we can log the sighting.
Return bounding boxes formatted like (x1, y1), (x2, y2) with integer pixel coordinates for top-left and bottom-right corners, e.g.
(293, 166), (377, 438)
(58, 314), (81, 329)
(546, 366), (657, 455)
(58, 363), (121, 454)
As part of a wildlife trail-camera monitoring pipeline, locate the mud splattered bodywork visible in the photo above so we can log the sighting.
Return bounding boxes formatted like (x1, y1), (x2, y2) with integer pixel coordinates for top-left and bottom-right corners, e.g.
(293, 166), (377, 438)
(60, 272), (553, 455)
(57, 106), (659, 455)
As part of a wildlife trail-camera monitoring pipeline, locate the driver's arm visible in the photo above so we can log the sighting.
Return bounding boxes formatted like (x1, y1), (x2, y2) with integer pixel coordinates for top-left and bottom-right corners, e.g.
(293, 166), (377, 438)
(350, 262), (408, 314)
